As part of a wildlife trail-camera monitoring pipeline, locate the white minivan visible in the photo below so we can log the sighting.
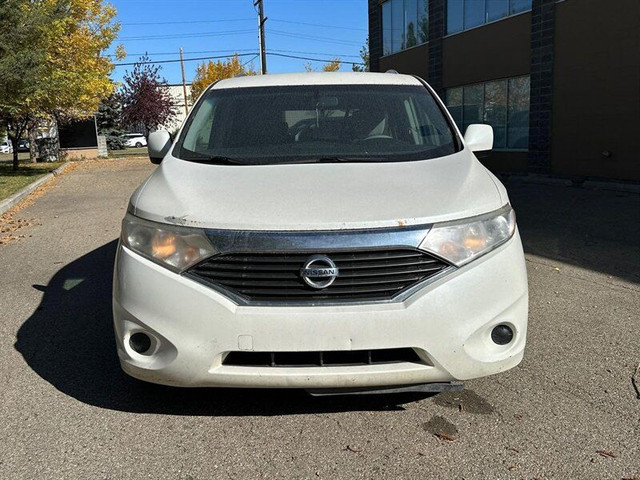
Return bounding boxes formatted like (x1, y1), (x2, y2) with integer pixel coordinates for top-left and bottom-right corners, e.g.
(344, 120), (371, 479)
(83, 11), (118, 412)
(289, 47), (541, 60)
(114, 72), (528, 394)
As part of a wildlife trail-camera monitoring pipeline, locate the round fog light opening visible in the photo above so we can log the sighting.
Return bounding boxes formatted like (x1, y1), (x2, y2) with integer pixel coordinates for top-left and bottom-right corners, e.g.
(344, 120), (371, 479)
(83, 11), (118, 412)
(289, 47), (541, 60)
(491, 325), (514, 346)
(129, 332), (152, 354)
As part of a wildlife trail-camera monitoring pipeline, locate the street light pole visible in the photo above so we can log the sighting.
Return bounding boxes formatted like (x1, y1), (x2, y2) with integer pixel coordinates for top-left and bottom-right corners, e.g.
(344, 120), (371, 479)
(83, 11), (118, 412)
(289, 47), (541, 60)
(254, 0), (267, 74)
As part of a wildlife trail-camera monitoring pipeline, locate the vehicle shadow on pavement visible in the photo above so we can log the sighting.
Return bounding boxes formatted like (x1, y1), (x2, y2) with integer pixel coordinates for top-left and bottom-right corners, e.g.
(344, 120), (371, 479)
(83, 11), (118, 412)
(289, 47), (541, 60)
(14, 240), (429, 415)
(505, 182), (640, 284)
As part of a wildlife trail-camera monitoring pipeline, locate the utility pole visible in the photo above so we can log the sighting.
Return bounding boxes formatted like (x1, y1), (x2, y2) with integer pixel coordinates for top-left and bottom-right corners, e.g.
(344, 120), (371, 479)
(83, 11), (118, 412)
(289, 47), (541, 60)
(255, 0), (267, 74)
(179, 48), (189, 115)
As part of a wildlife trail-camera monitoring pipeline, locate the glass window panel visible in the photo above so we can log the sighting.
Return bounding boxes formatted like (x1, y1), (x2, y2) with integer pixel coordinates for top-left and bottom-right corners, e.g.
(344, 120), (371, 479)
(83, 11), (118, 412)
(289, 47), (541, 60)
(382, 1), (393, 55)
(462, 83), (484, 130)
(483, 80), (507, 149)
(483, 80), (507, 127)
(509, 0), (532, 15)
(418, 0), (429, 43)
(507, 76), (530, 149)
(392, 0), (405, 52)
(492, 126), (507, 149)
(405, 0), (418, 48)
(446, 0), (464, 34)
(464, 0), (485, 30)
(445, 88), (463, 128)
(486, 0), (509, 22)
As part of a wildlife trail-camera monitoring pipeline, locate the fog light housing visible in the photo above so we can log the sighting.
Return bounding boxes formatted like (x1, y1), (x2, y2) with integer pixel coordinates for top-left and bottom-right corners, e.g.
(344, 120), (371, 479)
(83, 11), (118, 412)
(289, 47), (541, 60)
(129, 332), (152, 354)
(491, 325), (514, 346)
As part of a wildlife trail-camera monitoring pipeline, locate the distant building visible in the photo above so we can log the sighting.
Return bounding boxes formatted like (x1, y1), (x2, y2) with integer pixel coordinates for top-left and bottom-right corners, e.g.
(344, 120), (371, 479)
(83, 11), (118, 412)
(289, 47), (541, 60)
(59, 118), (99, 160)
(162, 84), (193, 132)
(368, 0), (640, 181)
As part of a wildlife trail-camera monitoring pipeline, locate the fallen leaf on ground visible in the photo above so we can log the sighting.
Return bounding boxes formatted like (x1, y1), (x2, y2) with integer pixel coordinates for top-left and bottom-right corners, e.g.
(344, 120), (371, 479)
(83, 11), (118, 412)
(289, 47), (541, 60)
(596, 450), (615, 458)
(345, 445), (361, 453)
(434, 433), (456, 442)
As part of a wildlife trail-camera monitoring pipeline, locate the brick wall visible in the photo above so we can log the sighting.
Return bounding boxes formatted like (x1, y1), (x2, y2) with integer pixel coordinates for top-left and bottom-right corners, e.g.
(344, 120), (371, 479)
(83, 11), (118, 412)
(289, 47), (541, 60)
(427, 0), (445, 94)
(528, 0), (555, 172)
(368, 0), (382, 72)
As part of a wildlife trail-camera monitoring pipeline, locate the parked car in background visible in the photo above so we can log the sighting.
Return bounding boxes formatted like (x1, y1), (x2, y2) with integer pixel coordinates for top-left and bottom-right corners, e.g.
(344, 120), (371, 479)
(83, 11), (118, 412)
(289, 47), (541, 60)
(124, 133), (147, 149)
(114, 72), (528, 394)
(0, 141), (13, 154)
(17, 139), (30, 152)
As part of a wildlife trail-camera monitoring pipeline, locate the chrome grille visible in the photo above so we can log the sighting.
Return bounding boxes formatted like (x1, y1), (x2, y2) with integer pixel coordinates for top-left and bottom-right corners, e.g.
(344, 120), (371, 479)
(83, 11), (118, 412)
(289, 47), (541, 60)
(186, 248), (450, 304)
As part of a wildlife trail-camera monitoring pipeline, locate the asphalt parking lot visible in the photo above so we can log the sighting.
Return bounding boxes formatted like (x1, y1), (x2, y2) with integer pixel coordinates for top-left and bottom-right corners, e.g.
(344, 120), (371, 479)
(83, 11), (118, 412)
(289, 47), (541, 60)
(1, 158), (638, 479)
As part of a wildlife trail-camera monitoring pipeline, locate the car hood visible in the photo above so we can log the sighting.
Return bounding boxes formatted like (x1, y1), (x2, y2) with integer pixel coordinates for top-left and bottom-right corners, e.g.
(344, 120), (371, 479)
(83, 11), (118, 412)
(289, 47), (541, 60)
(131, 150), (506, 231)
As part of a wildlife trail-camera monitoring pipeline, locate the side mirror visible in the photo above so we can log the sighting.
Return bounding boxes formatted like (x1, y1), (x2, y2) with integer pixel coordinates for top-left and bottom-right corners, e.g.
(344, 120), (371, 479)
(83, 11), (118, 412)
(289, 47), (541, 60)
(464, 124), (493, 152)
(148, 131), (172, 164)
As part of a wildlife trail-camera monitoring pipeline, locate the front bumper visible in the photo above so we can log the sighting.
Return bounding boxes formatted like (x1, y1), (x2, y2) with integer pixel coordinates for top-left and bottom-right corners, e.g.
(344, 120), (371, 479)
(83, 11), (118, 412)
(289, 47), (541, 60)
(113, 231), (528, 388)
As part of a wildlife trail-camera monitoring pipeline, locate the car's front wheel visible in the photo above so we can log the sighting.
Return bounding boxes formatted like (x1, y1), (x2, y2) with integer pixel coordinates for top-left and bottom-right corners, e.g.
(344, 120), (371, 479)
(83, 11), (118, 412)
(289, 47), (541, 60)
(135, 142), (143, 148)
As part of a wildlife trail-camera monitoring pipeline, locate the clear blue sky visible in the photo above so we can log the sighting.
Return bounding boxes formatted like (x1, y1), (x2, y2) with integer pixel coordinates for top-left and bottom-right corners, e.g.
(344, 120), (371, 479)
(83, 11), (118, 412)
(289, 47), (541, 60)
(107, 0), (368, 85)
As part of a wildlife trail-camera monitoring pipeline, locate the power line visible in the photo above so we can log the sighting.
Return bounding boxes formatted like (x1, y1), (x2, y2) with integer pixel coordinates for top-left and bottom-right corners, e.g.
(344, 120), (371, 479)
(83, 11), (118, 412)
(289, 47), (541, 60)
(104, 49), (258, 58)
(106, 48), (362, 59)
(116, 28), (361, 45)
(241, 54), (260, 68)
(271, 19), (366, 31)
(118, 17), (365, 32)
(121, 18), (253, 26)
(113, 52), (259, 67)
(269, 30), (362, 46)
(267, 52), (364, 66)
(118, 29), (255, 41)
(111, 52), (364, 68)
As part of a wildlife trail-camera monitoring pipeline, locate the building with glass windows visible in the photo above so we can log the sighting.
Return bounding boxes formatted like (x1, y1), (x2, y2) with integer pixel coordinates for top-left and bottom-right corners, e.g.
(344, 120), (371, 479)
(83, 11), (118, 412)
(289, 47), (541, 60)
(368, 0), (640, 181)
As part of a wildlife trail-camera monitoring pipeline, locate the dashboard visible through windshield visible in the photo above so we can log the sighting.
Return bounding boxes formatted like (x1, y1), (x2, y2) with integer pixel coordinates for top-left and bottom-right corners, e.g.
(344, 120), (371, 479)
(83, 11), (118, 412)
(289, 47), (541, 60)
(174, 84), (460, 165)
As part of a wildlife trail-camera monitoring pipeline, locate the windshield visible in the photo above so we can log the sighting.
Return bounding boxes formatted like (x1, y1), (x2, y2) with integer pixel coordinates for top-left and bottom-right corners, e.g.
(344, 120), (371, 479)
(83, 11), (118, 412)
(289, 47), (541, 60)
(174, 84), (460, 165)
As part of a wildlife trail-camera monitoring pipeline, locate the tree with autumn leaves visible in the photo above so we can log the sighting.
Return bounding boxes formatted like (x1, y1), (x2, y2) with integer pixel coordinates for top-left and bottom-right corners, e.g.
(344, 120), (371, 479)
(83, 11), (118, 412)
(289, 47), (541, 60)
(0, 0), (121, 170)
(190, 55), (257, 102)
(120, 56), (176, 136)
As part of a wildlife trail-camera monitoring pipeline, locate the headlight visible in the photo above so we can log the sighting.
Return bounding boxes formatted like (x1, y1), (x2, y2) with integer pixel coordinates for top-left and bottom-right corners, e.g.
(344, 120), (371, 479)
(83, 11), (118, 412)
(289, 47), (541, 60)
(419, 205), (516, 266)
(121, 214), (216, 272)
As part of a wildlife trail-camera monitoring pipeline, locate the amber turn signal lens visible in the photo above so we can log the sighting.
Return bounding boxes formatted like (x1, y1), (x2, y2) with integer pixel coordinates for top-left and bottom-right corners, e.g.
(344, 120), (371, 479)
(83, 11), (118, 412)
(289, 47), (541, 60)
(151, 232), (178, 259)
(463, 236), (487, 251)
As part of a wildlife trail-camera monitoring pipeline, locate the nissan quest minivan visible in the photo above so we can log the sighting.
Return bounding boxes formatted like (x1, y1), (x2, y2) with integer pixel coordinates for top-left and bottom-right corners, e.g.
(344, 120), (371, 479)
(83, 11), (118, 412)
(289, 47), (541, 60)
(114, 72), (528, 394)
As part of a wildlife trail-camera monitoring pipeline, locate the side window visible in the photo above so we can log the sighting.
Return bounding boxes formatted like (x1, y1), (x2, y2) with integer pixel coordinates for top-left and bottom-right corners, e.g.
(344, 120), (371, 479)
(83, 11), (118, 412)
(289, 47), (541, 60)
(403, 99), (423, 145)
(183, 97), (216, 151)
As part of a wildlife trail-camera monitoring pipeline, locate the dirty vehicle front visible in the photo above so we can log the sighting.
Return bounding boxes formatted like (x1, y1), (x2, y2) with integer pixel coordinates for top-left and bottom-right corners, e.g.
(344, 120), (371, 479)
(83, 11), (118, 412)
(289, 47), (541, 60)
(113, 72), (528, 393)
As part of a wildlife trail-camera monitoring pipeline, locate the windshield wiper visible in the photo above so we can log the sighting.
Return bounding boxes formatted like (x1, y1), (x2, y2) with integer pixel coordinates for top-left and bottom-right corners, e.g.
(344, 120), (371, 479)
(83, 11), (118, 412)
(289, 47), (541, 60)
(289, 156), (388, 164)
(185, 155), (249, 165)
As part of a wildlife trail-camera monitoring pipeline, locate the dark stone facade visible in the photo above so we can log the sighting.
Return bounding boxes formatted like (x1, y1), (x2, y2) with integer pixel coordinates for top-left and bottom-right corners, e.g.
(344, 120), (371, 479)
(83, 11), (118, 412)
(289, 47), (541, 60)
(427, 0), (445, 95)
(528, 0), (555, 172)
(368, 0), (382, 72)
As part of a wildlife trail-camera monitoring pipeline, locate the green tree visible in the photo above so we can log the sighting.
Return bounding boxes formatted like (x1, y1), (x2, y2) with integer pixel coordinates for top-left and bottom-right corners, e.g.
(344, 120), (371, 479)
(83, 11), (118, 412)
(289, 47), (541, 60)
(0, 0), (49, 169)
(96, 91), (127, 150)
(0, 0), (121, 170)
(352, 38), (370, 72)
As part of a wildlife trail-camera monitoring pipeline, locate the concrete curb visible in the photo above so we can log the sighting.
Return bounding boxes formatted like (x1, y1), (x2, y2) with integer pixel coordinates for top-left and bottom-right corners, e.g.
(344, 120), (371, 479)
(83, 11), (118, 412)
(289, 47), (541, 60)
(0, 162), (72, 216)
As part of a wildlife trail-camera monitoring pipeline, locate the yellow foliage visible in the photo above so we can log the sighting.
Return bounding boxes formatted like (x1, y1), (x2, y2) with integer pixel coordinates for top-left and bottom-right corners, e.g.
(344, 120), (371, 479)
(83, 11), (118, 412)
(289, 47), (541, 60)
(303, 58), (342, 72)
(191, 55), (256, 101)
(322, 58), (342, 72)
(34, 0), (121, 118)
